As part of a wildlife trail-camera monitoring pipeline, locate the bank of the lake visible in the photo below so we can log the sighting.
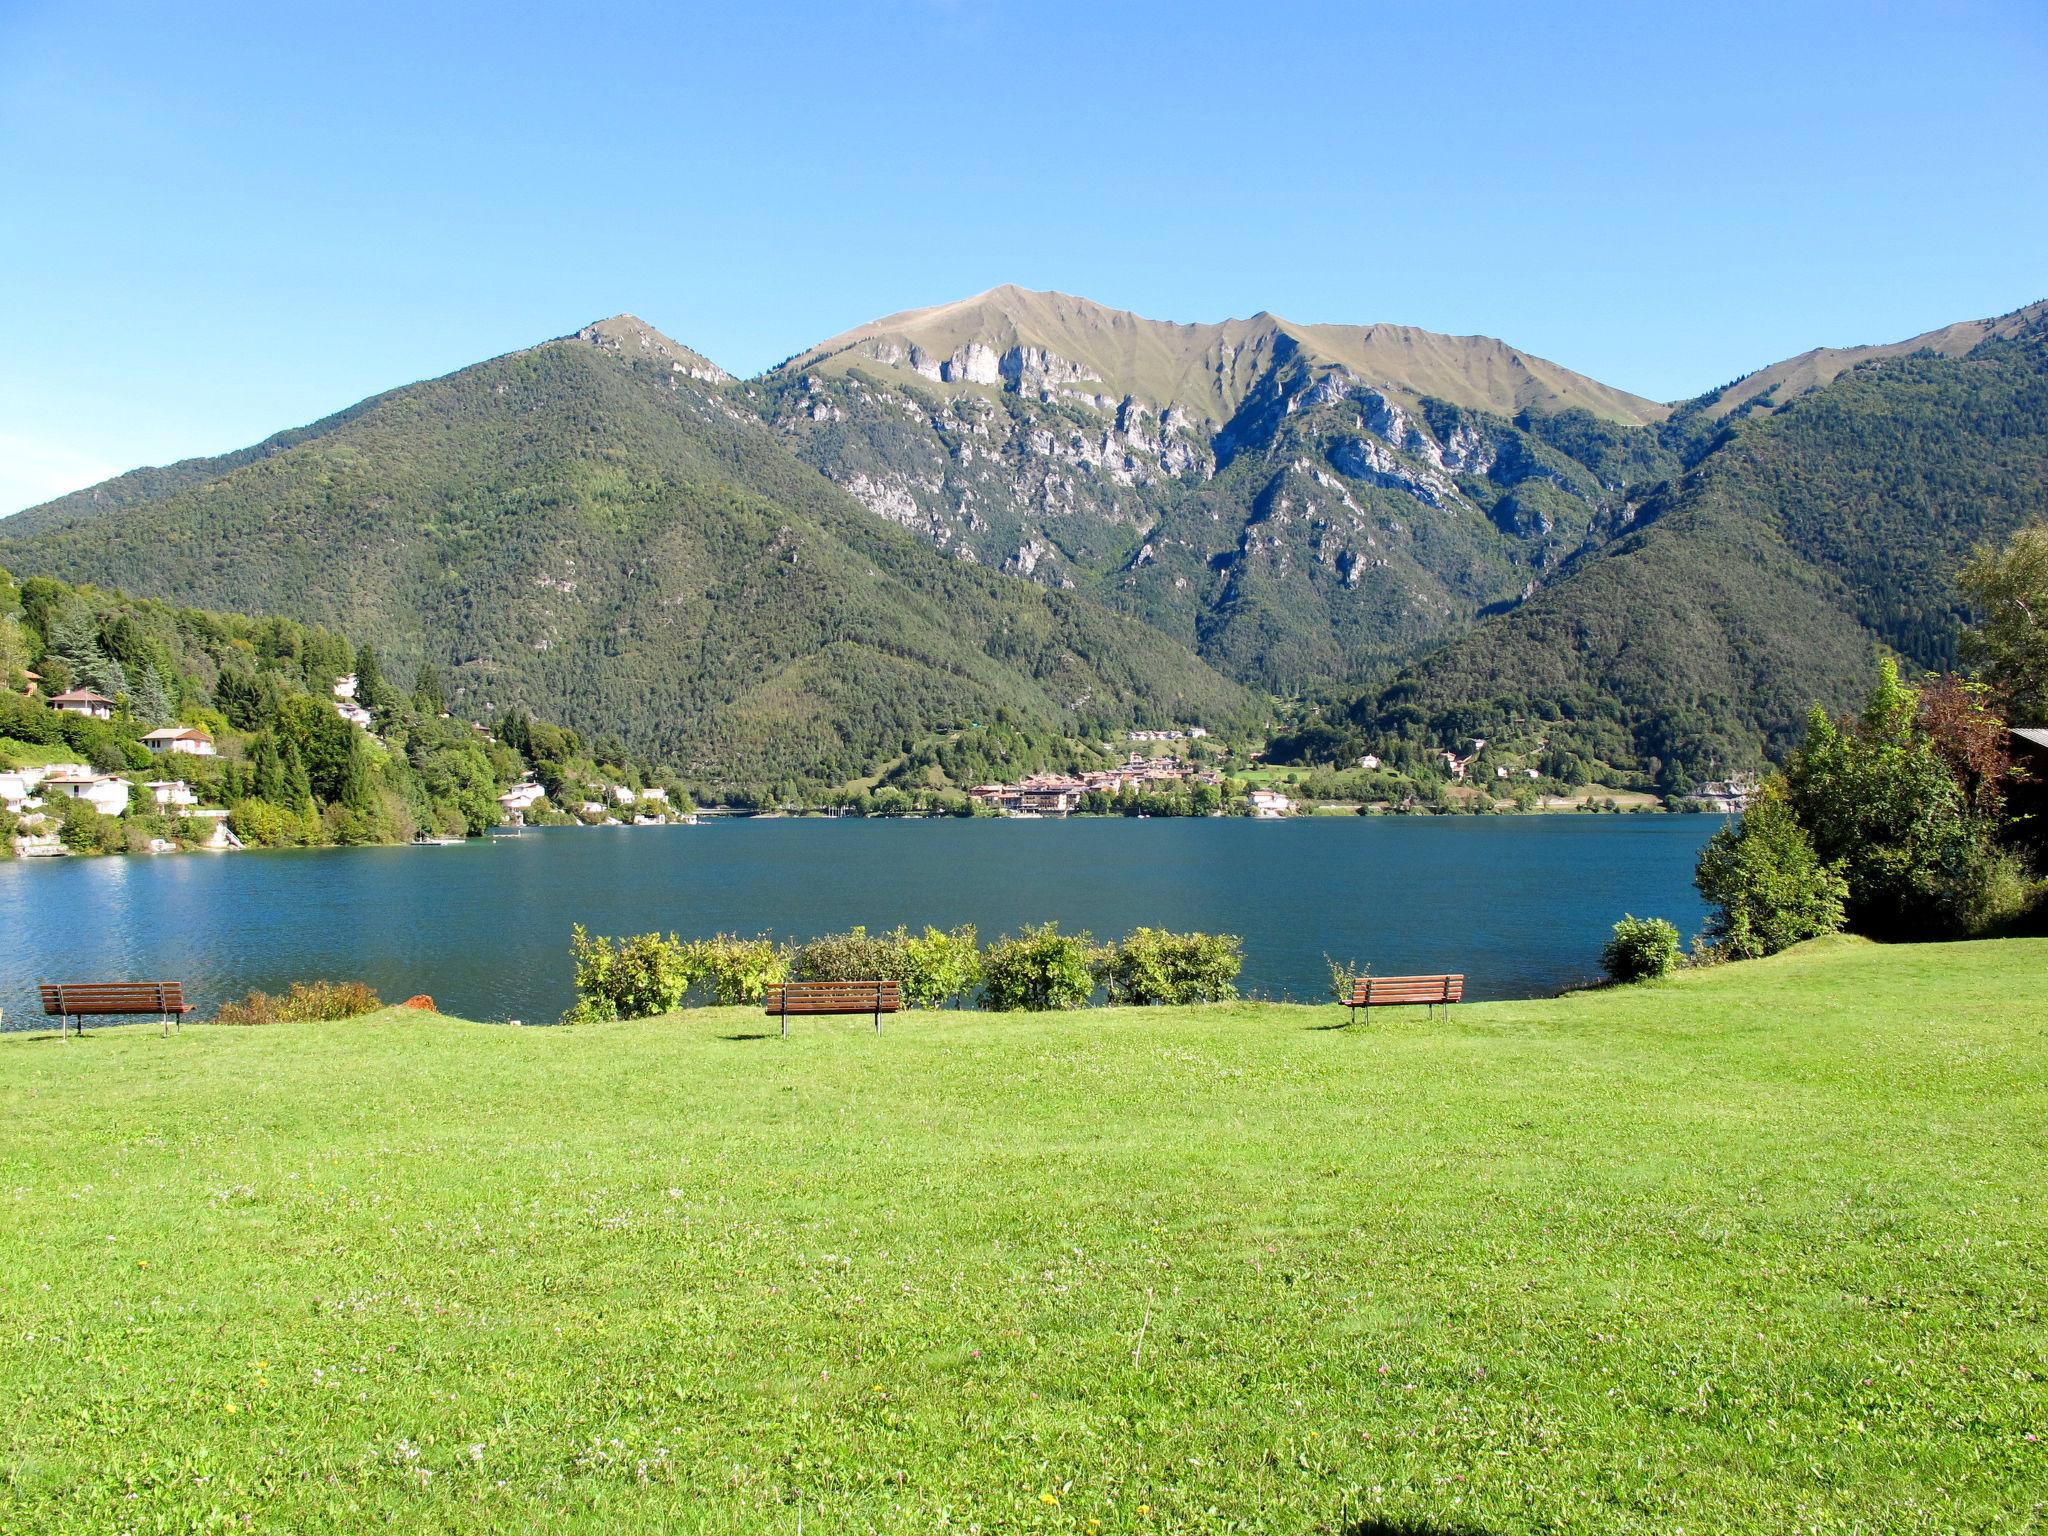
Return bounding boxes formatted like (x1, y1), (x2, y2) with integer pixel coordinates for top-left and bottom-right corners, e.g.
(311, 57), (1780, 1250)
(3, 936), (2042, 1534)
(0, 815), (1720, 1026)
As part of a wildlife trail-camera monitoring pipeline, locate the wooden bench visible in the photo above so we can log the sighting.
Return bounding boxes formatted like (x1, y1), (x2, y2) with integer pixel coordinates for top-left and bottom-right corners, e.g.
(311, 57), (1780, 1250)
(1342, 973), (1463, 1024)
(764, 980), (901, 1037)
(40, 981), (195, 1038)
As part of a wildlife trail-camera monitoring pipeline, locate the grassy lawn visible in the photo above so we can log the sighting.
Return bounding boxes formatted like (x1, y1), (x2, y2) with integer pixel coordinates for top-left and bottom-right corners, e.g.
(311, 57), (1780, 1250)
(2, 937), (2044, 1533)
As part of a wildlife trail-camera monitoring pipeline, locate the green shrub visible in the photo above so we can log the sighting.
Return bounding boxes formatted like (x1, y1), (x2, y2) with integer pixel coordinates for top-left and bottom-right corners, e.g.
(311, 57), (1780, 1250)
(215, 980), (381, 1025)
(1601, 915), (1681, 983)
(791, 926), (902, 985)
(896, 924), (982, 1008)
(1098, 927), (1242, 1005)
(567, 926), (690, 1020)
(681, 934), (789, 1006)
(1695, 780), (1848, 959)
(980, 923), (1101, 1011)
(790, 924), (982, 1008)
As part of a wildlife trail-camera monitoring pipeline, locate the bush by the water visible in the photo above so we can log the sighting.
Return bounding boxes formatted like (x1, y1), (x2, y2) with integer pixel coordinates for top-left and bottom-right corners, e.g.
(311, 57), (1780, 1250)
(214, 980), (381, 1026)
(791, 924), (982, 1008)
(566, 927), (789, 1021)
(1097, 927), (1242, 1005)
(978, 923), (1101, 1012)
(1601, 915), (1681, 983)
(567, 922), (1253, 1017)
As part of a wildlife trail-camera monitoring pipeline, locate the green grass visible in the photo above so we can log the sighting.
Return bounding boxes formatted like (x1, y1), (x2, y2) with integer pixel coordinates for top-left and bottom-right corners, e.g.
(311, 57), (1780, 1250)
(3, 937), (2045, 1533)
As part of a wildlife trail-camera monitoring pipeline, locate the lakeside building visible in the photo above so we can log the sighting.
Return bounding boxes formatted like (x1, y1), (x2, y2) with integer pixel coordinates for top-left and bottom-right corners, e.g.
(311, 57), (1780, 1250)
(498, 780), (547, 823)
(141, 726), (217, 757)
(967, 753), (1220, 816)
(40, 766), (132, 816)
(1247, 789), (1292, 818)
(49, 688), (115, 720)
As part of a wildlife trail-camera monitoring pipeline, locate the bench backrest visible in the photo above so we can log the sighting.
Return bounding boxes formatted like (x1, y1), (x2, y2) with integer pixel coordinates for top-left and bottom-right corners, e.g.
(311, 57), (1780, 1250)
(764, 980), (902, 1015)
(41, 981), (187, 1015)
(1346, 974), (1463, 1006)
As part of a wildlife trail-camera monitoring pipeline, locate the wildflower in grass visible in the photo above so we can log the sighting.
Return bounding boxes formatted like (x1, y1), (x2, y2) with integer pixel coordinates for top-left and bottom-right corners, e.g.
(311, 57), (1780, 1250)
(1041, 1491), (1059, 1505)
(223, 1401), (237, 1414)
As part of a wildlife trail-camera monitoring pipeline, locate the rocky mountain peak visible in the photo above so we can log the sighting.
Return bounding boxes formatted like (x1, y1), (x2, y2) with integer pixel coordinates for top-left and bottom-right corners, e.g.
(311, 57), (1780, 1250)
(573, 315), (731, 384)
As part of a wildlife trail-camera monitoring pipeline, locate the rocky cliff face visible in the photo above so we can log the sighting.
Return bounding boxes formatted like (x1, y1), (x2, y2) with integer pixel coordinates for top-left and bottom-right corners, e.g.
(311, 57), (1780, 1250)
(751, 306), (1667, 689)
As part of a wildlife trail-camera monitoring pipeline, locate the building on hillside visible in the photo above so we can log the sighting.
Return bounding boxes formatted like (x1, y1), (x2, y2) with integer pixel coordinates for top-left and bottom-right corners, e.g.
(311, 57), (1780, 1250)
(144, 780), (200, 810)
(1358, 754), (1381, 770)
(40, 766), (131, 816)
(335, 698), (374, 729)
(141, 726), (217, 757)
(498, 780), (547, 823)
(333, 674), (359, 699)
(50, 688), (114, 720)
(1441, 751), (1468, 780)
(20, 669), (40, 696)
(1247, 789), (1292, 818)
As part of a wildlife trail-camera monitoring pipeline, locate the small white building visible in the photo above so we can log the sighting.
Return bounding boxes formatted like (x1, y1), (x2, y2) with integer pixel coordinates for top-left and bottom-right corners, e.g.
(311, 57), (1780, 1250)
(49, 688), (115, 720)
(1358, 754), (1381, 770)
(41, 766), (131, 816)
(333, 674), (359, 700)
(144, 780), (200, 810)
(1247, 789), (1292, 818)
(335, 698), (374, 729)
(0, 764), (65, 812)
(498, 781), (547, 822)
(141, 726), (217, 757)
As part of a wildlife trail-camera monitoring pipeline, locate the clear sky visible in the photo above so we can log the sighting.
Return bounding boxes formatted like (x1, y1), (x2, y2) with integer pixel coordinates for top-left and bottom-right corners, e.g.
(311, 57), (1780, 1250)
(2, 0), (2044, 515)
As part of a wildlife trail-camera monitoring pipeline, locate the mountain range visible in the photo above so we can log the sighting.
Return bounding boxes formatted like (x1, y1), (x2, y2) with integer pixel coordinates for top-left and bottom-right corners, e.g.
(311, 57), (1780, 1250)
(5, 287), (2044, 788)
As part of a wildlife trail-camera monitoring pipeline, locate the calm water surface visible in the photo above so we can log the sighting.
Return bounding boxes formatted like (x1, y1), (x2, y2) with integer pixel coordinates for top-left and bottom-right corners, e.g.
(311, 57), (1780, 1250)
(0, 817), (1719, 1025)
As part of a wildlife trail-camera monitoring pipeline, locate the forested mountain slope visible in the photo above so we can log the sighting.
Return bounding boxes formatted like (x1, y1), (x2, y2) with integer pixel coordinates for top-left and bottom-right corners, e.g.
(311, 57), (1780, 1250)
(0, 318), (1255, 786)
(1306, 312), (2048, 785)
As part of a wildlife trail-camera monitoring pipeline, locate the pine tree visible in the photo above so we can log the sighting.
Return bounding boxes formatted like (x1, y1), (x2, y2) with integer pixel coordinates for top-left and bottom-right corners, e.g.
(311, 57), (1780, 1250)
(414, 662), (445, 714)
(354, 644), (388, 713)
(131, 665), (172, 724)
(280, 736), (315, 812)
(250, 732), (285, 803)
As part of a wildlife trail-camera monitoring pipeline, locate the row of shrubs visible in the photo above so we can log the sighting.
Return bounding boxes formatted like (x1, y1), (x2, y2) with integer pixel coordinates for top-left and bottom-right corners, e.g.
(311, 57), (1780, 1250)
(563, 922), (1245, 1022)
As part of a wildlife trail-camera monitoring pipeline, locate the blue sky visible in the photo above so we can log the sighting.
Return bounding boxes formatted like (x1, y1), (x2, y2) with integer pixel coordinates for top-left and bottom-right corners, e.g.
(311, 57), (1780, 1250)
(2, 0), (2043, 515)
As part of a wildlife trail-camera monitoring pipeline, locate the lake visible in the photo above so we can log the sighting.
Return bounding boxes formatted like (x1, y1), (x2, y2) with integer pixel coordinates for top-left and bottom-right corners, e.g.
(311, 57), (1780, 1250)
(0, 815), (1721, 1026)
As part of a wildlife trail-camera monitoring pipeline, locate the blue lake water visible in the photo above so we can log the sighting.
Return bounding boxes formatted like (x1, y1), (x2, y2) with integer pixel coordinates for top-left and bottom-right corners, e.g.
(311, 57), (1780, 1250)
(0, 816), (1721, 1025)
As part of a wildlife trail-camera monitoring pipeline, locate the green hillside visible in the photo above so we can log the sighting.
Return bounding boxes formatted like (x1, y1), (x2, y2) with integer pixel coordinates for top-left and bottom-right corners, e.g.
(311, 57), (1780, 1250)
(3, 937), (2043, 1532)
(1284, 312), (2048, 785)
(0, 566), (652, 851)
(0, 319), (1256, 786)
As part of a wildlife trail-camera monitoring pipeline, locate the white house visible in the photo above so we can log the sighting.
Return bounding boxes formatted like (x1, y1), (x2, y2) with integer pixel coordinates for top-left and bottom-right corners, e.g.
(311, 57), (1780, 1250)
(1358, 754), (1381, 770)
(0, 764), (64, 812)
(49, 688), (114, 720)
(335, 698), (374, 729)
(141, 726), (217, 757)
(41, 766), (131, 816)
(144, 780), (200, 810)
(333, 674), (359, 700)
(1247, 789), (1292, 818)
(638, 787), (669, 805)
(498, 781), (546, 822)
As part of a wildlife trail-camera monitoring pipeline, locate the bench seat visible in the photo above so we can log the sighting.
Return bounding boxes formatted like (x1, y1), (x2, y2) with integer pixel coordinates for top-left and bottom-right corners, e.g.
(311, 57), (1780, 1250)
(1343, 973), (1463, 1023)
(764, 980), (901, 1035)
(40, 981), (194, 1038)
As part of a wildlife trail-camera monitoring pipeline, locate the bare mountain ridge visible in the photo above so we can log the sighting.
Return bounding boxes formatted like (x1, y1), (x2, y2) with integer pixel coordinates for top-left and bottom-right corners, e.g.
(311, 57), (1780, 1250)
(1696, 298), (2048, 420)
(783, 284), (1669, 428)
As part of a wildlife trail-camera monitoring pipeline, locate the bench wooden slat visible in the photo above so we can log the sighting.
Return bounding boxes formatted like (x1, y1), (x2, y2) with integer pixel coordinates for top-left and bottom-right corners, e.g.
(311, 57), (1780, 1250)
(39, 980), (192, 1037)
(1341, 974), (1464, 1021)
(764, 980), (901, 1035)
